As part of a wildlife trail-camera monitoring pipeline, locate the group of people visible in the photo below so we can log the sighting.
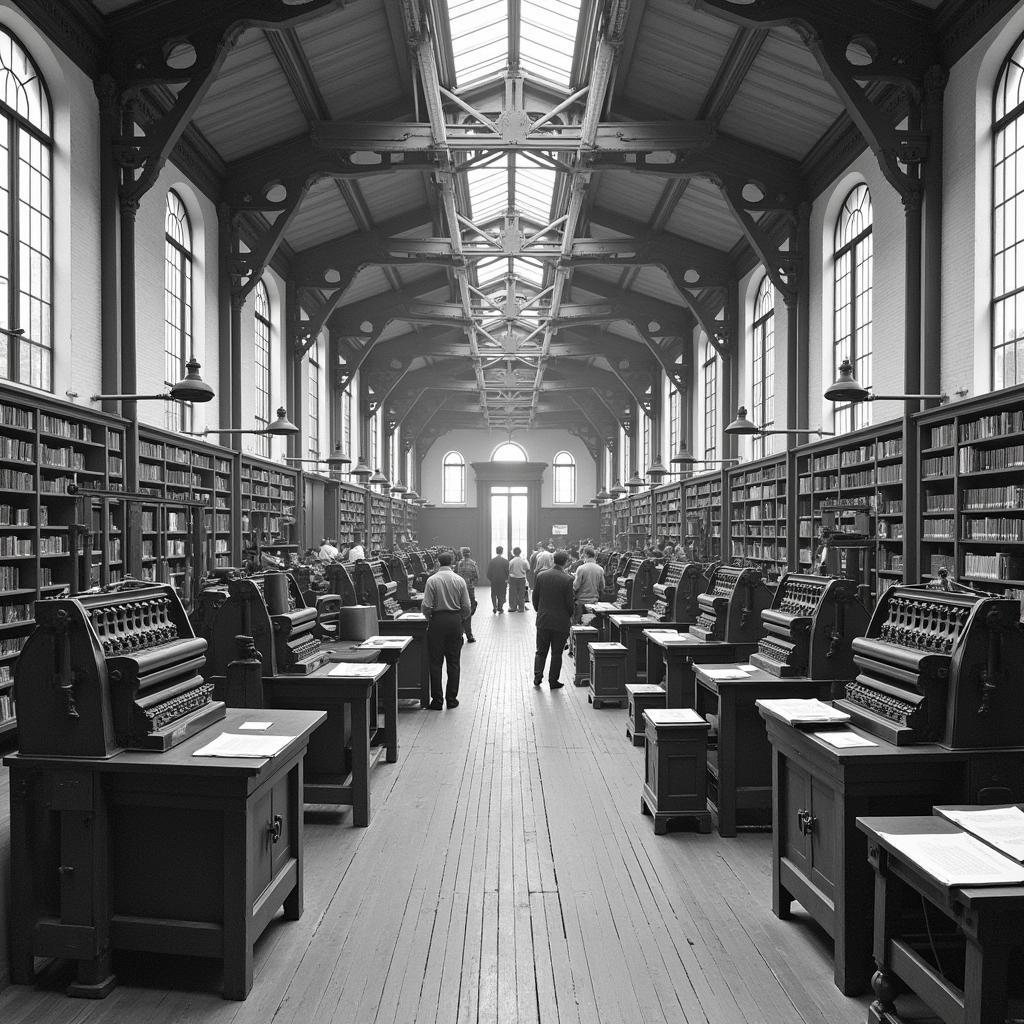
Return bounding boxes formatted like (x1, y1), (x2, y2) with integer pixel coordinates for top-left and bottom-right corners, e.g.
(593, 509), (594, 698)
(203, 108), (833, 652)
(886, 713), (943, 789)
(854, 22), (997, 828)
(420, 541), (612, 707)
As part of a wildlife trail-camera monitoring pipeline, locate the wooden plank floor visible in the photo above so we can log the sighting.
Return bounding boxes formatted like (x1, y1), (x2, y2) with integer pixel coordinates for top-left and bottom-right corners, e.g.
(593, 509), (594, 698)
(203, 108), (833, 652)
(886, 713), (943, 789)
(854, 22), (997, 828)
(0, 608), (871, 1023)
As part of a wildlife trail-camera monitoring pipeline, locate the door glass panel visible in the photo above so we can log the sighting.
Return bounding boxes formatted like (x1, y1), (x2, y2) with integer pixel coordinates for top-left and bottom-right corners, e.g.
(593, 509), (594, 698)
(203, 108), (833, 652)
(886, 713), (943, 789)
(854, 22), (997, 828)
(510, 494), (528, 554)
(491, 492), (509, 553)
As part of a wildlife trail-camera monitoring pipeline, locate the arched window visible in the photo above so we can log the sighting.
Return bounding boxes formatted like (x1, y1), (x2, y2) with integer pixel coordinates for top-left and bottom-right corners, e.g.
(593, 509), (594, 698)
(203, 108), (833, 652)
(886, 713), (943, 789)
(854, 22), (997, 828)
(491, 440), (527, 461)
(993, 35), (1024, 388)
(164, 190), (194, 432)
(752, 275), (776, 459)
(442, 451), (466, 504)
(702, 340), (718, 468)
(553, 451), (575, 504)
(253, 281), (271, 457)
(307, 334), (321, 462)
(0, 31), (53, 390)
(833, 184), (873, 434)
(340, 388), (352, 463)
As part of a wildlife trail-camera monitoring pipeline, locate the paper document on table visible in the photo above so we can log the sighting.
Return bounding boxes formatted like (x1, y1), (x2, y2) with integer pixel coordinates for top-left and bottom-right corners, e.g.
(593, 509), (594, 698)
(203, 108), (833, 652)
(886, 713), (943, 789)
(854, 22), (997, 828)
(329, 662), (387, 677)
(702, 668), (750, 680)
(193, 733), (293, 758)
(756, 698), (851, 725)
(878, 831), (1024, 887)
(935, 806), (1024, 862)
(238, 721), (273, 731)
(813, 730), (877, 748)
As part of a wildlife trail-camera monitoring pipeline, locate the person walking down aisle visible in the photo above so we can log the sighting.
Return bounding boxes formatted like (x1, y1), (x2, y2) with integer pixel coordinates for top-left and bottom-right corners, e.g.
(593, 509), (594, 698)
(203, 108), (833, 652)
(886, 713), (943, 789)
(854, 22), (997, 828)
(508, 546), (529, 612)
(532, 550), (574, 689)
(487, 546), (510, 612)
(572, 546), (605, 624)
(456, 547), (479, 642)
(421, 551), (471, 709)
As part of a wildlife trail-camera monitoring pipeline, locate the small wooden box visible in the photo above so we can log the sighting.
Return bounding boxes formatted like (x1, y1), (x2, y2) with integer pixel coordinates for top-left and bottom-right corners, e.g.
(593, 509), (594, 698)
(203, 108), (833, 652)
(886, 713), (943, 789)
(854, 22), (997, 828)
(641, 708), (712, 835)
(571, 625), (599, 686)
(625, 684), (666, 746)
(588, 642), (627, 708)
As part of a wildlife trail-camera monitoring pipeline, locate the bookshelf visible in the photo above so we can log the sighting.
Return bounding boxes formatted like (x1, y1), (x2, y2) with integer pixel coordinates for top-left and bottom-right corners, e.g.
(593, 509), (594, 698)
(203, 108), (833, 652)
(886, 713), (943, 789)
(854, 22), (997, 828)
(681, 470), (723, 562)
(726, 455), (788, 581)
(792, 420), (904, 602)
(367, 489), (388, 552)
(391, 496), (417, 545)
(599, 501), (615, 546)
(337, 480), (366, 545)
(625, 489), (653, 547)
(916, 386), (1024, 605)
(240, 456), (299, 558)
(0, 386), (125, 738)
(653, 482), (683, 542)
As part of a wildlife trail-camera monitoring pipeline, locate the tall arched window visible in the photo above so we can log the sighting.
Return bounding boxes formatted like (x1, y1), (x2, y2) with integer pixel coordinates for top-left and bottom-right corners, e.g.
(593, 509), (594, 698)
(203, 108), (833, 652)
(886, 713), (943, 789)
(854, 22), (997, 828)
(491, 441), (527, 461)
(164, 190), (194, 432)
(553, 451), (575, 504)
(253, 281), (271, 457)
(0, 31), (53, 390)
(833, 184), (873, 434)
(340, 388), (352, 461)
(669, 385), (681, 471)
(993, 35), (1024, 388)
(702, 339), (718, 468)
(443, 451), (466, 504)
(751, 275), (776, 459)
(307, 335), (321, 462)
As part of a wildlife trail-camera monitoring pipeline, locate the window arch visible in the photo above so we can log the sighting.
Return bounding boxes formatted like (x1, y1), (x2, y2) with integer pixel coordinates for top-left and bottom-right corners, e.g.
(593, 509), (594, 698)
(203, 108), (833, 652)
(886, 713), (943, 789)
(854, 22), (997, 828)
(0, 30), (53, 390)
(702, 339), (718, 469)
(833, 183), (873, 435)
(164, 190), (194, 432)
(552, 450), (576, 504)
(253, 281), (271, 458)
(442, 451), (466, 504)
(993, 34), (1024, 388)
(751, 275), (776, 459)
(491, 440), (527, 461)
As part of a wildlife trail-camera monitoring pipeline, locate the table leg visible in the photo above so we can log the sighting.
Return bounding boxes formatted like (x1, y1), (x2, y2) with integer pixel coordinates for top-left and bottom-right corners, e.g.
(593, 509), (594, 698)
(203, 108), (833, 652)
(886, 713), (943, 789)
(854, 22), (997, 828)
(380, 661), (399, 763)
(221, 807), (253, 1000)
(283, 758), (303, 921)
(8, 769), (36, 985)
(715, 690), (736, 838)
(351, 691), (372, 827)
(963, 939), (1010, 1024)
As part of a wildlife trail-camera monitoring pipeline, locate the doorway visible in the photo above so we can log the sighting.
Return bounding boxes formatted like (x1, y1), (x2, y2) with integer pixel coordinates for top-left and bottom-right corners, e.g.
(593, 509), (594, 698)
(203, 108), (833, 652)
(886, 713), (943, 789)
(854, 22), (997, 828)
(490, 485), (529, 556)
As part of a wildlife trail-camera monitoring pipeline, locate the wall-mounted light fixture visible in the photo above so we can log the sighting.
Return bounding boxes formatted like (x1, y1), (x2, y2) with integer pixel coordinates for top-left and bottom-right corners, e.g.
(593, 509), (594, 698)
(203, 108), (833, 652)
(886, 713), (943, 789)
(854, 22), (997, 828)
(91, 357), (215, 405)
(726, 407), (834, 439)
(183, 406), (297, 437)
(825, 359), (966, 404)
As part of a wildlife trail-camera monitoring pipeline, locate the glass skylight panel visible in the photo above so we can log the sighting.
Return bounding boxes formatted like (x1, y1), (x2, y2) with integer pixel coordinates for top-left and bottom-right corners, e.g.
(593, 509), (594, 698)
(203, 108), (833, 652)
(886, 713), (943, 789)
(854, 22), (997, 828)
(466, 156), (509, 224)
(520, 0), (581, 89)
(514, 163), (556, 224)
(447, 0), (508, 88)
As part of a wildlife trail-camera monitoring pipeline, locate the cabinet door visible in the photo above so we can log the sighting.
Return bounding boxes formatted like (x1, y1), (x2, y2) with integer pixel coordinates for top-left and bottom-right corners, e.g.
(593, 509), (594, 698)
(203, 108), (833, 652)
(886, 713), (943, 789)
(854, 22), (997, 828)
(269, 772), (294, 879)
(808, 774), (837, 903)
(778, 756), (811, 878)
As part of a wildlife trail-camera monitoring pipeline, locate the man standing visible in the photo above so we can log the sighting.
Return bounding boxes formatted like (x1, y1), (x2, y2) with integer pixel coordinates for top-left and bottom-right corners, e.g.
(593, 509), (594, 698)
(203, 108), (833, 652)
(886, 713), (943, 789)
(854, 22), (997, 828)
(420, 550), (471, 709)
(534, 544), (554, 574)
(572, 546), (605, 624)
(487, 546), (510, 613)
(508, 546), (529, 611)
(455, 546), (479, 642)
(532, 550), (574, 689)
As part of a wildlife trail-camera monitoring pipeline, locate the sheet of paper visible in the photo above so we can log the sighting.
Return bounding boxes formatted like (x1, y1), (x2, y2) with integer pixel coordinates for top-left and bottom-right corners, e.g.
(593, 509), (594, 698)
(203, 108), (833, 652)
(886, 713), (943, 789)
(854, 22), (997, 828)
(935, 806), (1024, 862)
(238, 721), (273, 731)
(756, 698), (851, 724)
(878, 830), (1024, 887)
(360, 636), (408, 646)
(193, 732), (293, 758)
(813, 730), (877, 748)
(328, 662), (388, 677)
(702, 668), (750, 680)
(739, 664), (760, 674)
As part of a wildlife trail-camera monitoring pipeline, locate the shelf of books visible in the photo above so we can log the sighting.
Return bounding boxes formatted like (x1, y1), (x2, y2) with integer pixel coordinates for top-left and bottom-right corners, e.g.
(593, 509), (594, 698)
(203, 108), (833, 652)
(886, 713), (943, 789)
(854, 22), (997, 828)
(682, 470), (724, 562)
(240, 456), (298, 558)
(337, 480), (366, 545)
(653, 482), (683, 542)
(916, 385), (1024, 606)
(391, 497), (417, 545)
(792, 418), (904, 602)
(367, 489), (388, 552)
(0, 386), (126, 738)
(626, 489), (653, 546)
(726, 455), (788, 582)
(599, 502), (615, 546)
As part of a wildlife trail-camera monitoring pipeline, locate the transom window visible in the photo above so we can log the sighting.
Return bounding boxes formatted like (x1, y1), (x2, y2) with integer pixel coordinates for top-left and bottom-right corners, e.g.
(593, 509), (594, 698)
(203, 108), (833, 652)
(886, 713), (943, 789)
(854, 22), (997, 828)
(833, 184), (873, 435)
(702, 340), (718, 469)
(164, 190), (194, 433)
(443, 450), (466, 504)
(253, 281), (271, 458)
(552, 450), (575, 504)
(751, 275), (776, 460)
(491, 440), (527, 461)
(993, 34), (1024, 388)
(0, 30), (53, 391)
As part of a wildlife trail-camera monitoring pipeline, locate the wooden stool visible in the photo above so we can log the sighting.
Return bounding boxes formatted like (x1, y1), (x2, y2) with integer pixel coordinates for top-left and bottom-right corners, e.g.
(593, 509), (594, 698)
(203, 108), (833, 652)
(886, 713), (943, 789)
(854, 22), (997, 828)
(641, 708), (712, 835)
(625, 683), (666, 746)
(571, 625), (598, 687)
(588, 642), (627, 708)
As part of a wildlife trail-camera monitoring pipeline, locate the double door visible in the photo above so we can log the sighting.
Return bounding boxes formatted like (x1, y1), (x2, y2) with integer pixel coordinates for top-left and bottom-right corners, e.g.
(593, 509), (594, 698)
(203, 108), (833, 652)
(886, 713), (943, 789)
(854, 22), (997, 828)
(490, 485), (528, 555)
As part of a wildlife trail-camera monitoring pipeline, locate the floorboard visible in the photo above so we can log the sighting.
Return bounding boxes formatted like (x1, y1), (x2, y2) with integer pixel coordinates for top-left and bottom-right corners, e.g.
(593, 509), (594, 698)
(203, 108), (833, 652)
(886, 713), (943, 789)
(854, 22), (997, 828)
(0, 605), (871, 1023)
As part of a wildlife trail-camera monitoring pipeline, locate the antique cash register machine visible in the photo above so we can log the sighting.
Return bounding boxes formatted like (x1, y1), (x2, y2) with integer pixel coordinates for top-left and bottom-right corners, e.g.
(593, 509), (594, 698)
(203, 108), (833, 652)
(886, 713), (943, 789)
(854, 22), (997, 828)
(6, 582), (323, 999)
(759, 577), (1024, 995)
(352, 559), (404, 620)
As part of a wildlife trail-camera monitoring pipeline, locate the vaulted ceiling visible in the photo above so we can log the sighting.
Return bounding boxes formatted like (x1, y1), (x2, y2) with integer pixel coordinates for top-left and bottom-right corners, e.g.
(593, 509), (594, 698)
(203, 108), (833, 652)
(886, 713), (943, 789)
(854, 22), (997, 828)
(45, 0), (999, 461)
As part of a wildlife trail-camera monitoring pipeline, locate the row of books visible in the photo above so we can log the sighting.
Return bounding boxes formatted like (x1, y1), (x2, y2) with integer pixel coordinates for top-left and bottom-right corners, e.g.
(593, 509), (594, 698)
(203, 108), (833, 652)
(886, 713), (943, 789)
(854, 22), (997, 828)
(923, 454), (955, 477)
(0, 635), (27, 656)
(0, 504), (30, 525)
(0, 692), (15, 723)
(0, 565), (20, 588)
(963, 551), (1024, 580)
(962, 516), (1024, 541)
(0, 403), (32, 430)
(39, 413), (93, 442)
(40, 444), (86, 469)
(0, 537), (33, 556)
(959, 410), (1024, 442)
(962, 485), (1024, 509)
(0, 437), (33, 462)
(38, 536), (67, 555)
(0, 602), (32, 623)
(959, 443), (1024, 473)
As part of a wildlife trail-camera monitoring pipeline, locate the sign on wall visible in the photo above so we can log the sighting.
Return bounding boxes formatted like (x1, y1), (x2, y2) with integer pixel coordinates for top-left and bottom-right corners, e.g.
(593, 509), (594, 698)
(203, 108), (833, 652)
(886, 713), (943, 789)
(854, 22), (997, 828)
(552, 524), (568, 535)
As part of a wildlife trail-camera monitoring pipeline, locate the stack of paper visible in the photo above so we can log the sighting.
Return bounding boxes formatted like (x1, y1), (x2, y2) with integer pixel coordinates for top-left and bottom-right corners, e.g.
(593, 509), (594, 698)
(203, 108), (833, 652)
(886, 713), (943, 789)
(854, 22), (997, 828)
(756, 698), (851, 725)
(878, 830), (1024, 887)
(193, 733), (294, 758)
(935, 806), (1024, 862)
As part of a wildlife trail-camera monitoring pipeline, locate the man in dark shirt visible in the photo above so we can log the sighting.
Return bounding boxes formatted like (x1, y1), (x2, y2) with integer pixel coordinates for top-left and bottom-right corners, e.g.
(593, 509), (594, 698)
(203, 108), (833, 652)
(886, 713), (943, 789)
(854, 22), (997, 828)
(531, 549), (574, 689)
(487, 545), (510, 613)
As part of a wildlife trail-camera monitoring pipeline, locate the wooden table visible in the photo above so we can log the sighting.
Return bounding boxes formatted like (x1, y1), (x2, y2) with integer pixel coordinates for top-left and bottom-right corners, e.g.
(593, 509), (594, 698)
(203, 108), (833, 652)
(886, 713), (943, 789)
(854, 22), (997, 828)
(857, 813), (1024, 1024)
(759, 711), (1024, 996)
(4, 708), (325, 1001)
(585, 602), (646, 643)
(693, 663), (830, 837)
(608, 615), (693, 682)
(643, 630), (751, 708)
(263, 661), (389, 825)
(355, 635), (409, 761)
(379, 613), (429, 707)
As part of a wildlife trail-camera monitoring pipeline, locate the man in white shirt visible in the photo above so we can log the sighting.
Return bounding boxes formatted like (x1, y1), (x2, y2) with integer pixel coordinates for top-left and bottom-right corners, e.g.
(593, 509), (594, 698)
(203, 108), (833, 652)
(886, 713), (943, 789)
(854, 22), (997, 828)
(347, 532), (365, 562)
(507, 546), (529, 611)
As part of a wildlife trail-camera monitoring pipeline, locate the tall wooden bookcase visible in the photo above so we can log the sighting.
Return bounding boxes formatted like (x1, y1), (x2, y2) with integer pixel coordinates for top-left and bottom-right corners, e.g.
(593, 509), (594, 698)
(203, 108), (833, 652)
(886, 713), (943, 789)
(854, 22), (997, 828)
(726, 455), (788, 582)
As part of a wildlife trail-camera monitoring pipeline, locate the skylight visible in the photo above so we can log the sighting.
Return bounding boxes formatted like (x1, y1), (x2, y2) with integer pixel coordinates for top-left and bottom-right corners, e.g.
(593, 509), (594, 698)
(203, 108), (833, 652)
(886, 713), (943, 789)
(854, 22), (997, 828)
(465, 155), (556, 226)
(447, 0), (508, 89)
(519, 0), (581, 89)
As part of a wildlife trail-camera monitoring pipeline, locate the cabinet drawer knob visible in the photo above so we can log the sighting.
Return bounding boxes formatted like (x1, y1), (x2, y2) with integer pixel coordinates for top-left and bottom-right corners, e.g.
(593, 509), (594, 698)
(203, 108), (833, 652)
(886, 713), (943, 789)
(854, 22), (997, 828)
(268, 814), (283, 844)
(797, 809), (817, 835)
